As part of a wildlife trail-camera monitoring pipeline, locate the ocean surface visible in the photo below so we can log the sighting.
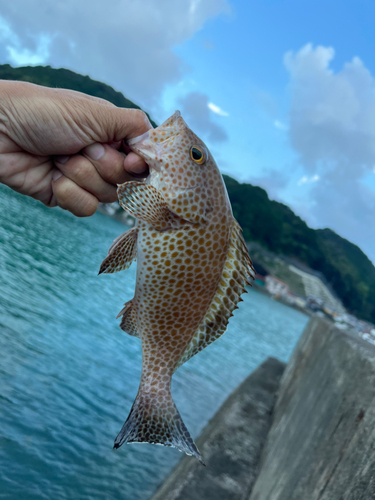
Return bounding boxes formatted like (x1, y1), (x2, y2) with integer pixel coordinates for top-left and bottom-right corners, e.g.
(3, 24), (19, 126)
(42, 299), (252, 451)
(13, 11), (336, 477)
(0, 184), (309, 500)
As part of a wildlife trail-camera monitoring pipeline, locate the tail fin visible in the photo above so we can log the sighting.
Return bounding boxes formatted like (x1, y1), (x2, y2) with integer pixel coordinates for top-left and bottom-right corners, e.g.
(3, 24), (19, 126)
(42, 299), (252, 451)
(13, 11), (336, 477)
(113, 389), (205, 465)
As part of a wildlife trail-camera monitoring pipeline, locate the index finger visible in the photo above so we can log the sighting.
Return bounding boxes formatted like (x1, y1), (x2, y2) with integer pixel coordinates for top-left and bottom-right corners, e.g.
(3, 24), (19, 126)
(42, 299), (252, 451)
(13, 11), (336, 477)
(98, 108), (153, 144)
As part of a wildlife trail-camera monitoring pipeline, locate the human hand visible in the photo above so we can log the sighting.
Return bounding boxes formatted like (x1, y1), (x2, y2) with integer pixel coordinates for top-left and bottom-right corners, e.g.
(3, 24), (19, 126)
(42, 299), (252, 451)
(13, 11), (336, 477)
(0, 81), (152, 216)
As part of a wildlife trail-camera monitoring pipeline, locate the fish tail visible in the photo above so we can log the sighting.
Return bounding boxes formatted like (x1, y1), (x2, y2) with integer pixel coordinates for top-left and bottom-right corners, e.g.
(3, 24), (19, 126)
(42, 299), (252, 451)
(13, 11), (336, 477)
(113, 388), (205, 465)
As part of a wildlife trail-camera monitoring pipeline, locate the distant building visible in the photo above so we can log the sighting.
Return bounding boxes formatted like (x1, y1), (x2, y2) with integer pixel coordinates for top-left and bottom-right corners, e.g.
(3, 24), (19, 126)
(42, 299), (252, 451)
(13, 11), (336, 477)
(265, 276), (307, 309)
(288, 265), (345, 314)
(265, 276), (289, 296)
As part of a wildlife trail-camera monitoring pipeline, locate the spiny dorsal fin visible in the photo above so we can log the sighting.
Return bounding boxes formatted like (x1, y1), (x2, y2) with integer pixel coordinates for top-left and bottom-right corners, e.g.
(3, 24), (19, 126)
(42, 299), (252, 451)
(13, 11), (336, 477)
(99, 227), (138, 274)
(174, 220), (254, 372)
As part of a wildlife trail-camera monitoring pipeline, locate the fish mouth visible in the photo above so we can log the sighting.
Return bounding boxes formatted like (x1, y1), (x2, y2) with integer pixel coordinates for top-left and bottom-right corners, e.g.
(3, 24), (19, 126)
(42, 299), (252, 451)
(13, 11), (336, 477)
(127, 132), (161, 171)
(127, 131), (150, 146)
(127, 132), (177, 173)
(126, 112), (186, 174)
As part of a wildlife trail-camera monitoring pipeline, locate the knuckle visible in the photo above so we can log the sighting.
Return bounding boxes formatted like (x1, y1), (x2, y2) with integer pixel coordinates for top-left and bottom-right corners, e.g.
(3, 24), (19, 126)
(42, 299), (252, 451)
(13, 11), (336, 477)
(52, 177), (71, 209)
(67, 157), (93, 184)
(133, 109), (151, 128)
(95, 149), (125, 183)
(52, 175), (98, 216)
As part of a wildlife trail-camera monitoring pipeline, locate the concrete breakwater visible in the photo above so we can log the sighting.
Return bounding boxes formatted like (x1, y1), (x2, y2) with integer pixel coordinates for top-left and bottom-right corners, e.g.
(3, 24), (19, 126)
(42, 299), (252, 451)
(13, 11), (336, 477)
(150, 357), (285, 500)
(150, 317), (375, 500)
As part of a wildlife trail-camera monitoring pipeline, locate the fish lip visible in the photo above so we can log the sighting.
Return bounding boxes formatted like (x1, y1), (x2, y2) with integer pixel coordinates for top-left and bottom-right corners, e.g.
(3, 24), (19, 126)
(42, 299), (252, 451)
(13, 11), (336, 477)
(128, 134), (178, 174)
(127, 131), (162, 172)
(127, 131), (150, 146)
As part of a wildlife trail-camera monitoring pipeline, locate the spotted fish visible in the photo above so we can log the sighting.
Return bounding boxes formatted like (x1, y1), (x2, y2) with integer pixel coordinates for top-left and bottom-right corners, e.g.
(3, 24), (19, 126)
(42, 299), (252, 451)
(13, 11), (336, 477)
(99, 111), (254, 464)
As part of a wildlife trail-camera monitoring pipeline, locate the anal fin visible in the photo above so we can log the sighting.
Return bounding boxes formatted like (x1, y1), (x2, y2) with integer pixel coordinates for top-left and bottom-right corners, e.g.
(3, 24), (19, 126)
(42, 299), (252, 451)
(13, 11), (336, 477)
(117, 181), (181, 231)
(117, 300), (140, 338)
(99, 227), (138, 274)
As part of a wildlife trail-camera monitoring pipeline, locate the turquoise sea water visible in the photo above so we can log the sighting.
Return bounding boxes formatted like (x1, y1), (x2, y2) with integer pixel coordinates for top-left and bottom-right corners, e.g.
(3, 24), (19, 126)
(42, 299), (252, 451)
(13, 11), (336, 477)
(0, 184), (309, 500)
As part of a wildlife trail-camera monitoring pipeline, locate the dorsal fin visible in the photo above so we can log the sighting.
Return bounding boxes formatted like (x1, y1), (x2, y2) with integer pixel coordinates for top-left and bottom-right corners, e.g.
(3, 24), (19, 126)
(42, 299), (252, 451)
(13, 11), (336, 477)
(174, 220), (254, 372)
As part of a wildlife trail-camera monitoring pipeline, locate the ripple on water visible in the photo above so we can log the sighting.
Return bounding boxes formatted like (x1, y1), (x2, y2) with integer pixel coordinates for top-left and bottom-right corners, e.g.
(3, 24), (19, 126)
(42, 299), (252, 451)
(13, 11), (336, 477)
(0, 185), (309, 500)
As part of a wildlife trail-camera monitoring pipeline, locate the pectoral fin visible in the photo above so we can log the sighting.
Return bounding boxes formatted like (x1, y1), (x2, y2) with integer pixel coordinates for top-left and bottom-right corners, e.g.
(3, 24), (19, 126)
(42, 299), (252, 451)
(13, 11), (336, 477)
(117, 182), (181, 231)
(99, 227), (138, 274)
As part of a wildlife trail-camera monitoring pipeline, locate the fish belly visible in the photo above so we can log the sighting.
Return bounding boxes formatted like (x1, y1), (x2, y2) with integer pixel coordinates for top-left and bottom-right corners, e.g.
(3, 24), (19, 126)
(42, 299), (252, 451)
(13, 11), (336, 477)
(135, 219), (231, 371)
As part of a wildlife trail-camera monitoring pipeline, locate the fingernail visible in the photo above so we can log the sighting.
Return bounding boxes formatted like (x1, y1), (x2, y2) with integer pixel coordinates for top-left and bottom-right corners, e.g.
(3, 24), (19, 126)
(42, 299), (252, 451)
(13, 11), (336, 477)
(85, 143), (105, 161)
(55, 155), (69, 164)
(53, 170), (63, 182)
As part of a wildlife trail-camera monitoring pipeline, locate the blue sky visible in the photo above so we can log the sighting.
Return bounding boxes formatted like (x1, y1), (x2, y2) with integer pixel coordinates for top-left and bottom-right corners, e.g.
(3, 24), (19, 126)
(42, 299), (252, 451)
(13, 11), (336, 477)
(0, 0), (374, 262)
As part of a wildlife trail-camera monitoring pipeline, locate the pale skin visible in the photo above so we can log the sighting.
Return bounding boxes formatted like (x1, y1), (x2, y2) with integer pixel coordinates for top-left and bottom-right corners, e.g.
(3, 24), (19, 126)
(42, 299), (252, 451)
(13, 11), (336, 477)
(0, 80), (151, 217)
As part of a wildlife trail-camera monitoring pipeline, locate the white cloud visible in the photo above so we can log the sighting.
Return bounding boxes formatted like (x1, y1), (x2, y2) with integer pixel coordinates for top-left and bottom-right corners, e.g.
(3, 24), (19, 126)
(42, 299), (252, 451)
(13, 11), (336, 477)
(297, 174), (320, 186)
(208, 102), (229, 116)
(179, 92), (228, 143)
(285, 43), (375, 262)
(6, 34), (51, 66)
(0, 1), (229, 110)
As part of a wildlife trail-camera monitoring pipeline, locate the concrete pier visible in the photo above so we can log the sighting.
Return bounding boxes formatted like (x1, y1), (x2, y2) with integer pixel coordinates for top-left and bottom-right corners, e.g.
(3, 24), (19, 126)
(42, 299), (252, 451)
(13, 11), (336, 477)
(150, 357), (285, 500)
(249, 317), (375, 500)
(149, 317), (375, 500)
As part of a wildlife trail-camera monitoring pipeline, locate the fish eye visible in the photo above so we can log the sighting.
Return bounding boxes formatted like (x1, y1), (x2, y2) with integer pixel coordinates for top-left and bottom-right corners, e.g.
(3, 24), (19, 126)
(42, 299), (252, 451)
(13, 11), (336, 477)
(190, 146), (206, 165)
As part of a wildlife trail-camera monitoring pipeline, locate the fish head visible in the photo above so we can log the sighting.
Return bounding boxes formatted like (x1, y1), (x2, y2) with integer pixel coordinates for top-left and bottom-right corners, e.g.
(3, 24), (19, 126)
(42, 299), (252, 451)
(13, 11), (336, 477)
(127, 111), (224, 223)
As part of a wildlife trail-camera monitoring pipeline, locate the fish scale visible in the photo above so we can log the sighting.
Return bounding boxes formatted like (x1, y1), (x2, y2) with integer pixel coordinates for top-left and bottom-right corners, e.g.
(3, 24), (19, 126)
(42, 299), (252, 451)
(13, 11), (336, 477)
(99, 111), (255, 464)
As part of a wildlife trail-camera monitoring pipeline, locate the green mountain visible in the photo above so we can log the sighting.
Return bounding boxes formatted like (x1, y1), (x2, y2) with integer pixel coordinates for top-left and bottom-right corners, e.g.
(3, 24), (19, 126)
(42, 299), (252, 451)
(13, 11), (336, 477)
(223, 175), (375, 323)
(1, 64), (374, 322)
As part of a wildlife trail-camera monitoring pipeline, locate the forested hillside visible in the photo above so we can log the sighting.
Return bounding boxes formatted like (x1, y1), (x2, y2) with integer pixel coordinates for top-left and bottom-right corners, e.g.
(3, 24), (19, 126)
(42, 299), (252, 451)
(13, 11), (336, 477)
(223, 175), (375, 322)
(1, 64), (374, 322)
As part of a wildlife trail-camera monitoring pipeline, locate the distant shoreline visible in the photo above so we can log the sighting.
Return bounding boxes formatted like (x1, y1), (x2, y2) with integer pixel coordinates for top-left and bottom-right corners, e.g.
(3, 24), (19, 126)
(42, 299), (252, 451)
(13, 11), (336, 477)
(97, 203), (134, 226)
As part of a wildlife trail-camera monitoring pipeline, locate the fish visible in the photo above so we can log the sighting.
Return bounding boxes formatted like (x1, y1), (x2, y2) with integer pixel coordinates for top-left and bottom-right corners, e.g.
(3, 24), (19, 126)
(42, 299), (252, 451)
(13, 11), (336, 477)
(99, 111), (255, 464)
